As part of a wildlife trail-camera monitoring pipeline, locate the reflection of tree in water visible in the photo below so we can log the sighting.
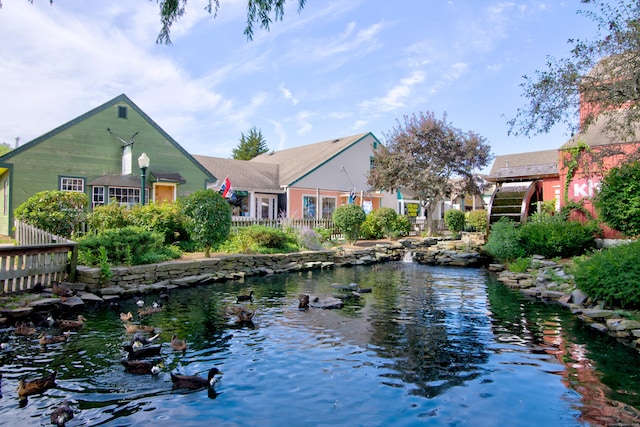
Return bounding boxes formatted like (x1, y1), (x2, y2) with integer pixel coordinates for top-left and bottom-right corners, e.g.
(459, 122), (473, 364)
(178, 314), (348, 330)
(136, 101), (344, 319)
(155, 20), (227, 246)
(361, 265), (491, 398)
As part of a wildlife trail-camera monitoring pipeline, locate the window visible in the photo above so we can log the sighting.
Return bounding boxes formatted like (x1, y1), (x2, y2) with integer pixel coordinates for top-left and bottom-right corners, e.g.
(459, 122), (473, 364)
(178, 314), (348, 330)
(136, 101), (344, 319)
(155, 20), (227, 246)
(303, 195), (317, 219)
(369, 156), (375, 170)
(92, 186), (105, 209)
(60, 177), (84, 192)
(321, 197), (336, 219)
(118, 106), (128, 119)
(109, 186), (142, 208)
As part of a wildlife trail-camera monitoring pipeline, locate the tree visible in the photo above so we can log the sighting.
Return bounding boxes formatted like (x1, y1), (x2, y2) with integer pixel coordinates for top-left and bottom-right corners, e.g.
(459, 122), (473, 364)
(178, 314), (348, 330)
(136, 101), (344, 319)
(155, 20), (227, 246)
(594, 160), (640, 237)
(367, 112), (492, 235)
(14, 190), (88, 238)
(179, 189), (232, 257)
(332, 204), (365, 244)
(508, 0), (640, 140)
(157, 0), (307, 44)
(232, 126), (269, 160)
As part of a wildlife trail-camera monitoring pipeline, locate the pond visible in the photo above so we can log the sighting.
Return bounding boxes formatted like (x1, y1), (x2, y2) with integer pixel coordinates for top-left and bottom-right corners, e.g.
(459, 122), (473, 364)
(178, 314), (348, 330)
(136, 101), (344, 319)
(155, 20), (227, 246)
(1, 262), (640, 426)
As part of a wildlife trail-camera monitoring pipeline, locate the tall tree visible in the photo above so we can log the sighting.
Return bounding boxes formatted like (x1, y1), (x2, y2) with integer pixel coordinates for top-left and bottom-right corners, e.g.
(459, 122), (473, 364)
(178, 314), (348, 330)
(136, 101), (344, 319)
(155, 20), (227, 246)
(368, 112), (492, 235)
(508, 0), (640, 140)
(157, 0), (307, 44)
(232, 126), (269, 160)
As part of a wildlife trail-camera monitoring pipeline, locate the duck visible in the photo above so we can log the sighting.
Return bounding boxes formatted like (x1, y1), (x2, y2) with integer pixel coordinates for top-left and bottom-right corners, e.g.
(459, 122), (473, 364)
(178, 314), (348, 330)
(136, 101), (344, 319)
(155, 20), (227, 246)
(50, 400), (74, 426)
(138, 306), (162, 317)
(226, 305), (256, 322)
(121, 360), (163, 375)
(17, 370), (57, 397)
(170, 334), (187, 352)
(170, 367), (222, 390)
(39, 331), (71, 346)
(51, 281), (75, 299)
(298, 293), (310, 309)
(135, 297), (145, 307)
(130, 332), (160, 347)
(30, 282), (44, 293)
(120, 312), (133, 321)
(15, 321), (36, 336)
(57, 315), (86, 331)
(108, 300), (121, 311)
(123, 323), (155, 334)
(152, 299), (163, 309)
(236, 290), (254, 303)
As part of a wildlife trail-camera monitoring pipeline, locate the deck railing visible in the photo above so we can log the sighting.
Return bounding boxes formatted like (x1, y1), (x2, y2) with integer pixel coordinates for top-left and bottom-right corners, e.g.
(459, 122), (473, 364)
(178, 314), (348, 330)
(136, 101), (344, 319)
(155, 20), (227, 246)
(0, 221), (78, 294)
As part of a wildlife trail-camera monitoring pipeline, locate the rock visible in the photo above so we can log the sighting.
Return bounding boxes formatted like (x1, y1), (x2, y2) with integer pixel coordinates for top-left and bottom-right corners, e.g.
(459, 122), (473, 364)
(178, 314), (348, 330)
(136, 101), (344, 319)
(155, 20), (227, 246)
(77, 292), (104, 304)
(570, 289), (589, 306)
(61, 296), (85, 309)
(28, 298), (62, 310)
(0, 307), (33, 318)
(309, 296), (344, 309)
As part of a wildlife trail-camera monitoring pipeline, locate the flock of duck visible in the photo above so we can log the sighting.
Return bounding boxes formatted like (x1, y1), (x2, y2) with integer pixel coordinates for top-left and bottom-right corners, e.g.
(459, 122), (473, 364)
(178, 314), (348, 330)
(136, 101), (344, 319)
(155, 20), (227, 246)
(0, 282), (259, 426)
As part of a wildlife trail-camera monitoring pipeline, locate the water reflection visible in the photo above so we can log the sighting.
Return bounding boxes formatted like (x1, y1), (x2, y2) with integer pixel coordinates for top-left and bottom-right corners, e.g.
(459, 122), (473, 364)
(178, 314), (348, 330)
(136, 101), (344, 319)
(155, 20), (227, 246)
(0, 262), (639, 426)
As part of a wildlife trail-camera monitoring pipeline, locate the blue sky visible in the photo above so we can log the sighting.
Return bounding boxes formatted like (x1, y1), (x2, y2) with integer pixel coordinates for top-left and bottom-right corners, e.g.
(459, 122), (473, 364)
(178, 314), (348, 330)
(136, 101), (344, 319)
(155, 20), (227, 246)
(0, 1), (598, 173)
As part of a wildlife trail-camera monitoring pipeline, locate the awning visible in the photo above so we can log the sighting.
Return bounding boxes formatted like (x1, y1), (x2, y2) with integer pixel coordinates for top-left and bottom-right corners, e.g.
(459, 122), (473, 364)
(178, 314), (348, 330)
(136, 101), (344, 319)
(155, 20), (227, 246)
(89, 174), (150, 188)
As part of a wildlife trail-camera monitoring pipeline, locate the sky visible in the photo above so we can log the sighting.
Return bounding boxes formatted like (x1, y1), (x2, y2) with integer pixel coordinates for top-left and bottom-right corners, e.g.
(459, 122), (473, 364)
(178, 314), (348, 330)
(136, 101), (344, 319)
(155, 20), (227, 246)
(0, 0), (600, 174)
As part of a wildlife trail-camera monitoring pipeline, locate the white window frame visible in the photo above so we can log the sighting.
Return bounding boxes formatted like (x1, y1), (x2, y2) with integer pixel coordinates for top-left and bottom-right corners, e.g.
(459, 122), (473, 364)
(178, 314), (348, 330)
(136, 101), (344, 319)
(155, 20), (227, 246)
(60, 176), (85, 192)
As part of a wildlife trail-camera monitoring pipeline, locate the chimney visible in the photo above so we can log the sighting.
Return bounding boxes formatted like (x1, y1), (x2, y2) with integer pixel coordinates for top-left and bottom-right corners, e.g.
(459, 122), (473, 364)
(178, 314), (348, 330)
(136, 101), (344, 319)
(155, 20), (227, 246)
(14, 136), (20, 148)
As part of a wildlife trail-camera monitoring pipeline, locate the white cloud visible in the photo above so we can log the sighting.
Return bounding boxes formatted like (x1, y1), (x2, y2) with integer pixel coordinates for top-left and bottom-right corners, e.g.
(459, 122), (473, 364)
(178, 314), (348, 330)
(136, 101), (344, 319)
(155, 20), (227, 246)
(358, 71), (426, 114)
(279, 83), (299, 105)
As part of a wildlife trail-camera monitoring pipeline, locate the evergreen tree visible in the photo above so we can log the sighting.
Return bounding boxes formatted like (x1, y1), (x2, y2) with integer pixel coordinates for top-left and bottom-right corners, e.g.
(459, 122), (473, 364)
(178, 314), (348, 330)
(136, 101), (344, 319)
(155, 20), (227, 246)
(232, 127), (269, 160)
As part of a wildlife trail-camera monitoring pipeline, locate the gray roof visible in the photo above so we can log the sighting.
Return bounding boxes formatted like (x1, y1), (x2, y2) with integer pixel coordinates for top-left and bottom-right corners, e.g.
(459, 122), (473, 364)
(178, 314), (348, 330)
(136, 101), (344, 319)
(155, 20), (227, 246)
(250, 133), (372, 186)
(192, 155), (283, 193)
(89, 174), (151, 188)
(560, 112), (640, 149)
(486, 149), (558, 182)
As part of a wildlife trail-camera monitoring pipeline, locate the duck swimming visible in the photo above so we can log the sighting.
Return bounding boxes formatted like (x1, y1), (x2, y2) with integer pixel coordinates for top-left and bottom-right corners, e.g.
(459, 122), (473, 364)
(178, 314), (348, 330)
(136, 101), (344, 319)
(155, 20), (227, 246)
(170, 334), (187, 352)
(50, 400), (74, 426)
(121, 360), (163, 375)
(123, 323), (155, 334)
(170, 367), (222, 390)
(39, 331), (71, 346)
(120, 312), (133, 321)
(15, 322), (36, 337)
(17, 370), (57, 398)
(226, 305), (256, 322)
(236, 290), (254, 303)
(57, 315), (86, 331)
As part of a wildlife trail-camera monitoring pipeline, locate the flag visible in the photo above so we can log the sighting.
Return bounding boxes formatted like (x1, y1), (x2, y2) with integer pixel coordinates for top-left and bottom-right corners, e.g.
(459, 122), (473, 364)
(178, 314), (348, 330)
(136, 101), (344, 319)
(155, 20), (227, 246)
(348, 188), (356, 204)
(219, 176), (233, 199)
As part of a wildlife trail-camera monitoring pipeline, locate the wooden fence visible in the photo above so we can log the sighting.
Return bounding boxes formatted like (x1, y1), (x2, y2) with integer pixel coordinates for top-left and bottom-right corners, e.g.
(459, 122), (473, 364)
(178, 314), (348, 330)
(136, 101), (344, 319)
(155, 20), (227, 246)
(0, 221), (78, 294)
(231, 217), (342, 239)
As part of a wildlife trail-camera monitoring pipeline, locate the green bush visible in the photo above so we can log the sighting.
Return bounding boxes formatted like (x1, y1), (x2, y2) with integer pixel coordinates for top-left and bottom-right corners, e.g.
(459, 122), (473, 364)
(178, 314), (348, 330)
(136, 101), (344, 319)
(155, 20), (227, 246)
(507, 257), (532, 273)
(87, 202), (134, 231)
(444, 209), (465, 234)
(333, 204), (366, 243)
(220, 225), (300, 254)
(594, 160), (640, 237)
(466, 209), (488, 232)
(572, 241), (640, 308)
(484, 217), (526, 262)
(78, 226), (180, 266)
(519, 212), (599, 258)
(180, 189), (232, 257)
(130, 202), (190, 247)
(392, 215), (411, 238)
(15, 190), (88, 238)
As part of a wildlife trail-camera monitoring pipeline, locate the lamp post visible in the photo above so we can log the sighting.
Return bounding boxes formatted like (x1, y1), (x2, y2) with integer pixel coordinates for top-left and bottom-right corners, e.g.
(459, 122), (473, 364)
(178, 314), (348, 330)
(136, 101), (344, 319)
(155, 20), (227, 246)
(138, 152), (150, 205)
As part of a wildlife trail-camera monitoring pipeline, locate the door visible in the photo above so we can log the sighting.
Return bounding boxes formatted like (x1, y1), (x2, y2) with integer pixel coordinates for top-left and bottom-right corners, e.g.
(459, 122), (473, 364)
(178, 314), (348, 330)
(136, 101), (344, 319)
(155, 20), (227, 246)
(154, 184), (175, 204)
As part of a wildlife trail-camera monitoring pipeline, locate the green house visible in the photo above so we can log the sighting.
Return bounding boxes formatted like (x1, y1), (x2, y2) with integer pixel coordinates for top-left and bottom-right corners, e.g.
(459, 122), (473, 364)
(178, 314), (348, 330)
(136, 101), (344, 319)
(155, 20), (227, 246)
(0, 94), (215, 236)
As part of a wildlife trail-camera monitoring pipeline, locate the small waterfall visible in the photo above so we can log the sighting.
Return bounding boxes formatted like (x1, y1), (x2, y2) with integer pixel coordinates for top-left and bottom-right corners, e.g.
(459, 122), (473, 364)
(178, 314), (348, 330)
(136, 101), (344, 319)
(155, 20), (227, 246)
(402, 251), (413, 263)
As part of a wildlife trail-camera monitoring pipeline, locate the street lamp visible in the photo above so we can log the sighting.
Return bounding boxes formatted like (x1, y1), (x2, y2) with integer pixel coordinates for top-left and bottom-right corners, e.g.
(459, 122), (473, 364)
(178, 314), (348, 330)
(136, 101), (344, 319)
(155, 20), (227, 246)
(138, 152), (150, 205)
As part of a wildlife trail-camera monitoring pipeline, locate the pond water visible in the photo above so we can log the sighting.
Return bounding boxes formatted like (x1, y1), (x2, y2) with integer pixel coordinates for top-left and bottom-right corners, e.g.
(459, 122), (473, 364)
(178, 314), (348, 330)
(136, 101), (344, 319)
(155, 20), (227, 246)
(1, 262), (640, 426)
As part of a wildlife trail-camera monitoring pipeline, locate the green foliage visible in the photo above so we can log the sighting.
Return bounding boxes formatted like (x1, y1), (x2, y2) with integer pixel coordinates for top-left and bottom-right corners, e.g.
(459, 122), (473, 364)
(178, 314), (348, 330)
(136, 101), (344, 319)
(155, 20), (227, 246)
(484, 217), (526, 262)
(97, 246), (113, 283)
(594, 160), (640, 237)
(180, 189), (232, 257)
(15, 190), (88, 238)
(444, 209), (466, 234)
(232, 126), (269, 160)
(572, 241), (640, 308)
(393, 215), (411, 238)
(507, 257), (531, 273)
(332, 204), (366, 243)
(78, 226), (179, 266)
(520, 213), (599, 258)
(466, 209), (488, 232)
(130, 202), (190, 246)
(87, 202), (134, 230)
(220, 225), (300, 254)
(361, 210), (412, 240)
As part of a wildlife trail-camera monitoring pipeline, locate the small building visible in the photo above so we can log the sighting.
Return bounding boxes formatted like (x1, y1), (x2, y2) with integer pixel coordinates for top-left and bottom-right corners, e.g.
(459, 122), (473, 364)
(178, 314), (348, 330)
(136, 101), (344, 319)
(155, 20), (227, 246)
(0, 94), (214, 236)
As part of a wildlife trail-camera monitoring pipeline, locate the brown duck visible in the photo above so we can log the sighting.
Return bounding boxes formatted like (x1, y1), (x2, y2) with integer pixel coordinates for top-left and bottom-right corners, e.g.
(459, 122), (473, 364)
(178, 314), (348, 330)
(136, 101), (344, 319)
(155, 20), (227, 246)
(39, 331), (71, 346)
(50, 400), (74, 426)
(17, 370), (57, 397)
(121, 360), (163, 375)
(120, 312), (133, 321)
(226, 305), (255, 322)
(124, 323), (155, 334)
(138, 306), (162, 317)
(52, 281), (75, 298)
(57, 315), (86, 331)
(15, 322), (36, 337)
(170, 367), (222, 390)
(170, 334), (187, 352)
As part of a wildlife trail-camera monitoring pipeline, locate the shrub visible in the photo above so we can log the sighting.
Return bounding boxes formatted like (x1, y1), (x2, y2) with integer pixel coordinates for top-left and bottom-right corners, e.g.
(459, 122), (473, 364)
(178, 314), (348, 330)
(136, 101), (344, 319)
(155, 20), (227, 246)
(466, 209), (488, 232)
(220, 225), (300, 254)
(78, 226), (179, 266)
(333, 204), (366, 243)
(392, 215), (411, 238)
(484, 217), (525, 262)
(572, 241), (640, 308)
(519, 212), (599, 258)
(507, 257), (532, 273)
(15, 190), (88, 238)
(360, 214), (384, 239)
(180, 190), (232, 257)
(594, 160), (640, 237)
(444, 209), (466, 234)
(130, 202), (189, 247)
(87, 202), (134, 231)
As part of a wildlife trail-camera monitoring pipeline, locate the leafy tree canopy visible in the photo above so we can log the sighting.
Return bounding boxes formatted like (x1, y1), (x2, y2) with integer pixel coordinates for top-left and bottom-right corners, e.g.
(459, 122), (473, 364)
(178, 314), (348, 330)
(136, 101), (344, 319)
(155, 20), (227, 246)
(232, 126), (269, 160)
(594, 160), (640, 237)
(179, 189), (232, 257)
(508, 0), (640, 140)
(367, 111), (492, 235)
(15, 190), (88, 238)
